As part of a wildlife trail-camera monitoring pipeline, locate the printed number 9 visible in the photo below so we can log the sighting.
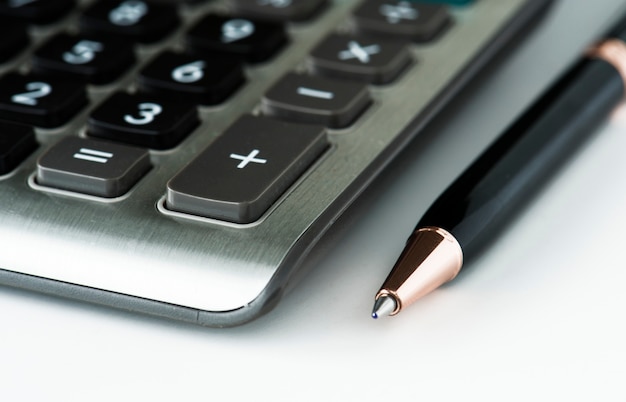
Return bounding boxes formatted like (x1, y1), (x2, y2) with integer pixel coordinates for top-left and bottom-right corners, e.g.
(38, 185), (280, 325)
(172, 61), (206, 84)
(124, 102), (163, 125)
(109, 1), (148, 26)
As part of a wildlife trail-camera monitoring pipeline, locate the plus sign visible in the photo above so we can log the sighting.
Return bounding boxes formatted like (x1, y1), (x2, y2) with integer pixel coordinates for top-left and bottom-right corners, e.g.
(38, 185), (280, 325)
(230, 149), (268, 169)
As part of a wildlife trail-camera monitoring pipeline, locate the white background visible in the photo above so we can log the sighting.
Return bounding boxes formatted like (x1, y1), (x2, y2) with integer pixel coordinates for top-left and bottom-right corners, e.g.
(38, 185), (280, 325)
(3, 1), (626, 401)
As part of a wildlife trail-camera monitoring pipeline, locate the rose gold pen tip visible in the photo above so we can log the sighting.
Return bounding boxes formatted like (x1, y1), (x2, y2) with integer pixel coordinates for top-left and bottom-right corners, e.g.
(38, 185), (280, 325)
(371, 295), (397, 319)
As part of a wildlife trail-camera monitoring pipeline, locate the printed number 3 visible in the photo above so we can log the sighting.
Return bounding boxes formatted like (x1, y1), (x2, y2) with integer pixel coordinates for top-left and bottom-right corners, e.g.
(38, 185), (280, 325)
(124, 102), (163, 125)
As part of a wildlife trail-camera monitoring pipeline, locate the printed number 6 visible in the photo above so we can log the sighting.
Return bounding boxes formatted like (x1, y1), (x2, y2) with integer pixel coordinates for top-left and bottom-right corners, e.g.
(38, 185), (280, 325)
(124, 102), (163, 125)
(172, 61), (206, 84)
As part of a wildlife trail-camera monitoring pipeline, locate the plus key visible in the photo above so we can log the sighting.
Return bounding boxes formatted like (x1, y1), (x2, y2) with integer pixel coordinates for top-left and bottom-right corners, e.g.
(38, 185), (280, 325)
(166, 115), (328, 223)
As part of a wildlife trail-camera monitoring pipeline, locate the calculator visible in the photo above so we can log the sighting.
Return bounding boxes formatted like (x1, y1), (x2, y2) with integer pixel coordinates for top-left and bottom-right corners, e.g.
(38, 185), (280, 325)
(0, 0), (552, 327)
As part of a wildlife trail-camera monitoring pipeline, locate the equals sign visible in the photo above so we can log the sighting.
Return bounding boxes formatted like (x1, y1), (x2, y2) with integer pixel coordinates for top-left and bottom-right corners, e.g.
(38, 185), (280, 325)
(73, 148), (114, 164)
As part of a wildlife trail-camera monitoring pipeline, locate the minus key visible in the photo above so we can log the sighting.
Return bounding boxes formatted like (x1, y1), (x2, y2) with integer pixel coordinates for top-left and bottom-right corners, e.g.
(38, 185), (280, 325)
(262, 73), (371, 128)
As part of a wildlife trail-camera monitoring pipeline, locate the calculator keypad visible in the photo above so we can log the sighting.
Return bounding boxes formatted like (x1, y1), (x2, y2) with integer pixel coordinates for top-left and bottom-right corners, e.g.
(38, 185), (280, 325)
(0, 0), (456, 213)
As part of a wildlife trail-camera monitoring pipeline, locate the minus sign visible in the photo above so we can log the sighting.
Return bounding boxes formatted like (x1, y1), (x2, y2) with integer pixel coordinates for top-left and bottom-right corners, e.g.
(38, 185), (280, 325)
(297, 87), (335, 100)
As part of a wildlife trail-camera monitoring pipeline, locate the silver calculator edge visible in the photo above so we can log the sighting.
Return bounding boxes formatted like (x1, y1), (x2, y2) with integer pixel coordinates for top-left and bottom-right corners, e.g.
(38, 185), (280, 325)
(0, 0), (552, 327)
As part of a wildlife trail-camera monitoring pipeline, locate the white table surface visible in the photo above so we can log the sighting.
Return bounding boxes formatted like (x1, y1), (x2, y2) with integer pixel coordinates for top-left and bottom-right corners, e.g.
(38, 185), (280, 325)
(3, 1), (626, 401)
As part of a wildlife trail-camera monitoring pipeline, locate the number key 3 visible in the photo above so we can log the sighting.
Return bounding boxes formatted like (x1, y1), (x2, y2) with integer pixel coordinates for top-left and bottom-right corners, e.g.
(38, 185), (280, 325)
(87, 92), (199, 150)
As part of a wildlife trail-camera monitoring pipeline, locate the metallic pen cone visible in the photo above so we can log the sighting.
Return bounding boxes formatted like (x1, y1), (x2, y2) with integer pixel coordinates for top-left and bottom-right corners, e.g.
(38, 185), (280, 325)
(371, 295), (397, 319)
(376, 227), (463, 314)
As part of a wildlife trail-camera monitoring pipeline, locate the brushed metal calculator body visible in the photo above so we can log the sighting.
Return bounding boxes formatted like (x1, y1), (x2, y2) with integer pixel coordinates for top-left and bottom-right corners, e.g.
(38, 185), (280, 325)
(0, 0), (551, 326)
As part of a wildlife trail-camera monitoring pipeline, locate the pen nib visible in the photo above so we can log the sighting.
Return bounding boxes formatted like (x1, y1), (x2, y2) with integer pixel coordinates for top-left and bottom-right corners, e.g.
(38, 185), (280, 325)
(371, 296), (397, 319)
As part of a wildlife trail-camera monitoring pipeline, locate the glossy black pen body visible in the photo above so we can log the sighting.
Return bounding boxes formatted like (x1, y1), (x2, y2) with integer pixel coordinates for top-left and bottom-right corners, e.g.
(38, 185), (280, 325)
(372, 35), (626, 319)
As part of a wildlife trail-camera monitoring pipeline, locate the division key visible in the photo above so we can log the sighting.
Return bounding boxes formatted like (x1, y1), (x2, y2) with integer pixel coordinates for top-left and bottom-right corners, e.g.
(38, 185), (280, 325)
(166, 115), (328, 223)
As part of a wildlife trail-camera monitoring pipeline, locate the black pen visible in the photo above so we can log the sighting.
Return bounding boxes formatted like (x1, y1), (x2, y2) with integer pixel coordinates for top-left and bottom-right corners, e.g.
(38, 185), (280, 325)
(372, 18), (626, 319)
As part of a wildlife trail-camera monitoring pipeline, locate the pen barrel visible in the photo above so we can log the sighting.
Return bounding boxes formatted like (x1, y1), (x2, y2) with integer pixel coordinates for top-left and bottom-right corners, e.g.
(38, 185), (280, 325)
(418, 57), (624, 259)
